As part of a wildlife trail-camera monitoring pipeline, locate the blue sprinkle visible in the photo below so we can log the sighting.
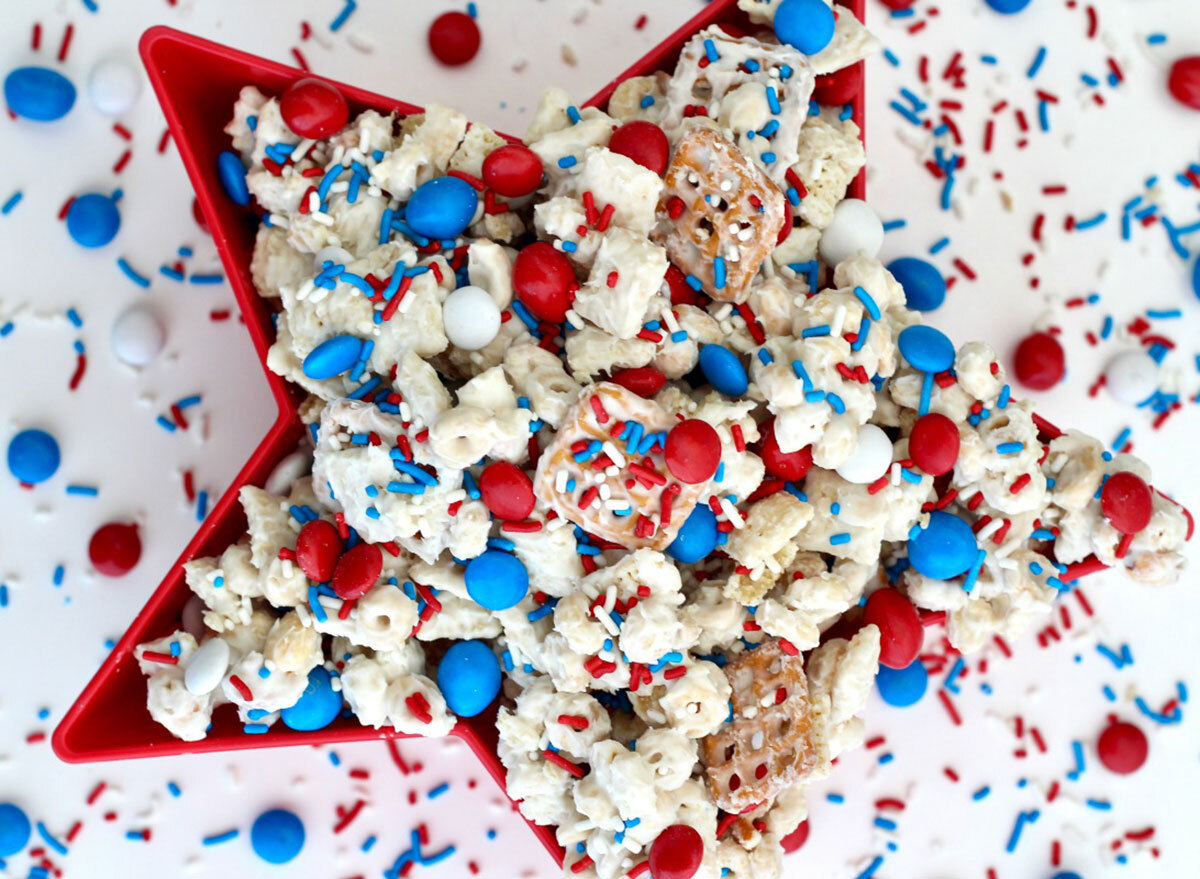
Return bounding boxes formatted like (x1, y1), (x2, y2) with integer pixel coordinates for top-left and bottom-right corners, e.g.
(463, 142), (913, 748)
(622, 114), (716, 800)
(1, 192), (23, 215)
(704, 39), (719, 63)
(765, 86), (780, 115)
(1027, 47), (1047, 78)
(854, 855), (884, 879)
(65, 484), (99, 497)
(826, 793), (845, 804)
(1085, 798), (1112, 811)
(202, 829), (239, 846)
(428, 782), (450, 800)
(882, 219), (906, 232)
(972, 786), (991, 800)
(168, 781), (181, 797)
(996, 442), (1024, 455)
(117, 258), (151, 288)
(639, 95), (655, 108)
(883, 49), (900, 67)
(830, 533), (851, 546)
(557, 156), (577, 169)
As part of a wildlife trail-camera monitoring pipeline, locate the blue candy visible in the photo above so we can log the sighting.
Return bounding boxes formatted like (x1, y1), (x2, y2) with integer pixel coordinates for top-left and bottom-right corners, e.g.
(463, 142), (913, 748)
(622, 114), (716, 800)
(405, 176), (478, 240)
(898, 325), (955, 373)
(251, 809), (305, 864)
(772, 0), (836, 56)
(4, 66), (76, 122)
(302, 335), (363, 380)
(985, 0), (1032, 13)
(7, 428), (60, 484)
(888, 257), (946, 312)
(437, 639), (502, 717)
(1191, 254), (1199, 302)
(465, 549), (529, 610)
(907, 511), (978, 580)
(666, 505), (719, 563)
(217, 150), (250, 206)
(66, 193), (121, 248)
(0, 803), (31, 857)
(876, 660), (928, 708)
(698, 344), (748, 397)
(281, 667), (342, 731)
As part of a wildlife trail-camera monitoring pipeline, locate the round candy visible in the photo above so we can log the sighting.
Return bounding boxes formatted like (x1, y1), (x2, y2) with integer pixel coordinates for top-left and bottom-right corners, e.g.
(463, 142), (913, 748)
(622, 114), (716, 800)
(1169, 57), (1200, 110)
(648, 824), (704, 879)
(898, 324), (955, 374)
(443, 285), (501, 350)
(181, 594), (207, 640)
(665, 505), (719, 564)
(296, 519), (342, 582)
(0, 803), (31, 857)
(907, 510), (978, 580)
(87, 58), (141, 116)
(280, 78), (349, 139)
(265, 449), (312, 496)
(780, 819), (810, 853)
(812, 63), (862, 106)
(465, 550), (529, 610)
(908, 412), (959, 476)
(985, 0), (1032, 11)
(835, 423), (893, 484)
(664, 420), (722, 484)
(760, 418), (813, 481)
(88, 522), (141, 577)
(482, 144), (543, 198)
(478, 461), (536, 520)
(609, 366), (667, 398)
(773, 0), (836, 56)
(1096, 720), (1148, 774)
(302, 335), (363, 380)
(878, 0), (918, 9)
(4, 66), (76, 122)
(184, 636), (231, 696)
(428, 11), (481, 66)
(1100, 471), (1154, 534)
(437, 639), (502, 717)
(887, 257), (946, 312)
(282, 666), (342, 731)
(698, 344), (748, 397)
(818, 199), (883, 267)
(664, 264), (700, 306)
(406, 176), (478, 240)
(251, 809), (305, 865)
(66, 193), (121, 248)
(875, 659), (928, 707)
(607, 121), (671, 176)
(7, 428), (60, 484)
(1013, 331), (1065, 391)
(192, 197), (209, 233)
(217, 150), (250, 206)
(111, 303), (165, 366)
(513, 242), (576, 323)
(332, 543), (383, 601)
(1105, 350), (1158, 405)
(863, 588), (923, 669)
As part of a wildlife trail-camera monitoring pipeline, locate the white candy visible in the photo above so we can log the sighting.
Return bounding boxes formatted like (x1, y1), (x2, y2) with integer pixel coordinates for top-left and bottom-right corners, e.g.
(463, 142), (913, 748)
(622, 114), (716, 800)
(181, 595), (207, 640)
(442, 285), (501, 350)
(313, 245), (354, 270)
(264, 448), (312, 495)
(818, 198), (884, 268)
(87, 58), (141, 116)
(184, 637), (231, 695)
(835, 423), (893, 484)
(1105, 350), (1159, 405)
(110, 303), (165, 366)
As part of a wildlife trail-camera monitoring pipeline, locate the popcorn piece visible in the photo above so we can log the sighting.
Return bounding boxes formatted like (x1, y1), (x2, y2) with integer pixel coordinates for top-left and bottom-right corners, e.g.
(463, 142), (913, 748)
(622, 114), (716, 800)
(574, 228), (668, 339)
(790, 117), (865, 230)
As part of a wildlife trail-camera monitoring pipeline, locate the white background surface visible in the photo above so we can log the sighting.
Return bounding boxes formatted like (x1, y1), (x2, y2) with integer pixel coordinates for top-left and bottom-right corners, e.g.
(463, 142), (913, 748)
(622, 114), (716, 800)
(1, 1), (1198, 877)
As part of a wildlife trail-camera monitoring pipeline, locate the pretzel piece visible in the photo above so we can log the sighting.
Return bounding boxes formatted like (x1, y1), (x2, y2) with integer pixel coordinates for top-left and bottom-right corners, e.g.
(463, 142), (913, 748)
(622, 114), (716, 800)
(700, 640), (819, 812)
(654, 127), (786, 304)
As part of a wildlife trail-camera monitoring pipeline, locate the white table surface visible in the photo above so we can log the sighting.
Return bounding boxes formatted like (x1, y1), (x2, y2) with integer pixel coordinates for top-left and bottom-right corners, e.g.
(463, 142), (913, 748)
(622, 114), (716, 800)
(1, 0), (1198, 877)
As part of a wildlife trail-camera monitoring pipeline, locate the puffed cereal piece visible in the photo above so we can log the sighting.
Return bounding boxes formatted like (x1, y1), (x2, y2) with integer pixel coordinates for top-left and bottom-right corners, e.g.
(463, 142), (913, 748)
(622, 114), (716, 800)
(503, 340), (582, 429)
(263, 611), (322, 673)
(575, 147), (664, 237)
(138, 633), (218, 742)
(533, 196), (605, 272)
(684, 584), (749, 654)
(809, 6), (880, 76)
(635, 727), (698, 792)
(506, 521), (586, 597)
(224, 85), (271, 160)
(724, 492), (814, 584)
(656, 659), (733, 739)
(448, 121), (508, 178)
(565, 326), (656, 380)
(466, 239), (514, 309)
(607, 73), (670, 123)
(250, 224), (313, 299)
(790, 117), (865, 230)
(371, 104), (468, 200)
(573, 228), (669, 339)
(652, 303), (723, 380)
(806, 623), (879, 761)
(619, 598), (702, 664)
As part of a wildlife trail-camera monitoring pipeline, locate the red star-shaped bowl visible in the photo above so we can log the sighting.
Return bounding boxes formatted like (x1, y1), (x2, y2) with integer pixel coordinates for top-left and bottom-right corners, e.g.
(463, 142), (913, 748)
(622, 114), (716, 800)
(52, 0), (1188, 869)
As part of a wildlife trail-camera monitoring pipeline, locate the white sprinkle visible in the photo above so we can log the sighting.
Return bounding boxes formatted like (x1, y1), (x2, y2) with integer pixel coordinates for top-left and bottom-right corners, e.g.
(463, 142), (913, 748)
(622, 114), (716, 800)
(602, 442), (626, 468)
(718, 497), (744, 528)
(555, 470), (569, 493)
(830, 303), (847, 338)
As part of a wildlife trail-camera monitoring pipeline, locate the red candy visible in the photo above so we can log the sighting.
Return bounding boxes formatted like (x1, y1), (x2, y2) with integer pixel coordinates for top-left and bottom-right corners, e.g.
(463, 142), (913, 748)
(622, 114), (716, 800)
(1167, 56), (1200, 110)
(648, 824), (703, 879)
(664, 420), (722, 484)
(88, 522), (141, 577)
(878, 0), (917, 8)
(482, 144), (544, 198)
(478, 462), (536, 520)
(813, 64), (862, 106)
(332, 543), (383, 600)
(1013, 331), (1065, 391)
(1101, 471), (1154, 534)
(863, 588), (923, 669)
(513, 242), (576, 323)
(664, 264), (700, 306)
(759, 417), (813, 481)
(607, 120), (671, 176)
(296, 519), (342, 582)
(909, 412), (960, 476)
(192, 197), (209, 234)
(780, 819), (810, 854)
(428, 11), (481, 66)
(609, 366), (666, 398)
(1097, 720), (1148, 774)
(280, 78), (349, 139)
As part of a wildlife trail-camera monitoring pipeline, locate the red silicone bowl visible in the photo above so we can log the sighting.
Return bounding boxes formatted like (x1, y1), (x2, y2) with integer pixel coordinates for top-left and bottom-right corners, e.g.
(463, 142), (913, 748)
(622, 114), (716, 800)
(55, 0), (1185, 870)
